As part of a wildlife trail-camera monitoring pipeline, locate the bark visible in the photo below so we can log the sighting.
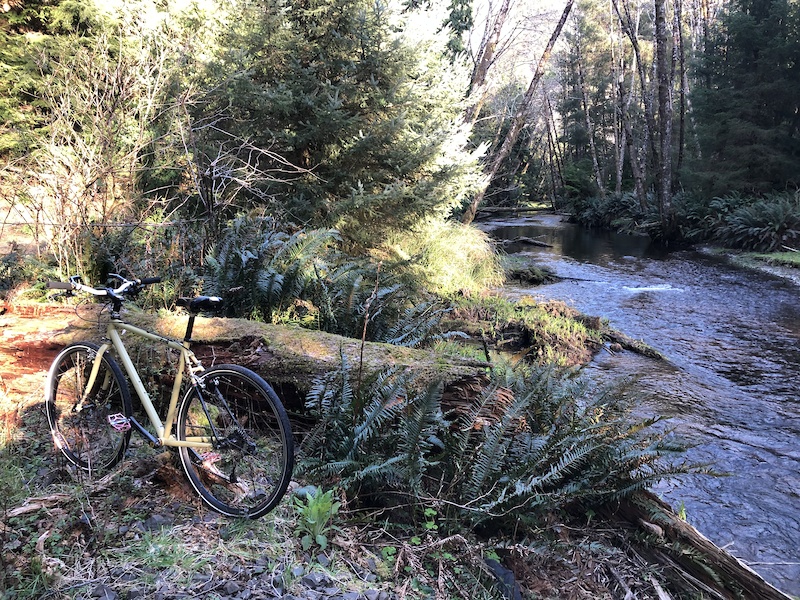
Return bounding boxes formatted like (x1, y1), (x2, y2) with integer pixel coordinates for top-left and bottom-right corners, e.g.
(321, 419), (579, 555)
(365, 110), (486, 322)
(655, 0), (673, 230)
(545, 94), (565, 193)
(610, 15), (626, 196)
(619, 79), (648, 209)
(462, 0), (575, 225)
(576, 35), (606, 197)
(611, 0), (659, 192)
(613, 492), (794, 600)
(465, 0), (514, 124)
(674, 0), (687, 179)
(545, 117), (560, 209)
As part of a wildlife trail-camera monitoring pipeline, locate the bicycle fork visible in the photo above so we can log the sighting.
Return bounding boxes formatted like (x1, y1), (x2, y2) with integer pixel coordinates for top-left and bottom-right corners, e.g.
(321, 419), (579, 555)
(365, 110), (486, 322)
(76, 345), (112, 410)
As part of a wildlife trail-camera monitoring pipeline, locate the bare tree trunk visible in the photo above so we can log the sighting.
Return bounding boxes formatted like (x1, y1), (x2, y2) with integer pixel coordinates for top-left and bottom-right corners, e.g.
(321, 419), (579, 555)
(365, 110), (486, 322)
(611, 0), (658, 189)
(674, 0), (687, 181)
(576, 35), (606, 197)
(655, 0), (673, 231)
(462, 0), (575, 225)
(545, 93), (565, 203)
(610, 10), (626, 196)
(465, 0), (514, 124)
(618, 77), (648, 209)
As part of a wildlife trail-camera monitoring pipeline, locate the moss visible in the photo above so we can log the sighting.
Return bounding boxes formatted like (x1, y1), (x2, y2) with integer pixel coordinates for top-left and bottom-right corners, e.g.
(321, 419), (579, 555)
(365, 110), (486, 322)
(443, 294), (605, 368)
(2, 302), (487, 398)
(749, 250), (800, 268)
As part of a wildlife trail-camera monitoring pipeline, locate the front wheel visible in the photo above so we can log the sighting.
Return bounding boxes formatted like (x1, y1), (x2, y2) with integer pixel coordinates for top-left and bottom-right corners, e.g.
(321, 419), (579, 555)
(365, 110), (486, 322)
(177, 365), (294, 518)
(45, 342), (132, 473)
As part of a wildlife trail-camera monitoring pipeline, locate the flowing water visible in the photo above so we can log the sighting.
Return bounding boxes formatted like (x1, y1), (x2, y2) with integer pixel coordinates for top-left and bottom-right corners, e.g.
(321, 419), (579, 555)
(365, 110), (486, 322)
(481, 212), (800, 595)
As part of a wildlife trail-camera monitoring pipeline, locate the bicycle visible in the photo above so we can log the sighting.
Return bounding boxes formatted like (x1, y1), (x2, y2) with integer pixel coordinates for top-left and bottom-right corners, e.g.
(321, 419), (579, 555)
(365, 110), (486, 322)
(44, 274), (294, 519)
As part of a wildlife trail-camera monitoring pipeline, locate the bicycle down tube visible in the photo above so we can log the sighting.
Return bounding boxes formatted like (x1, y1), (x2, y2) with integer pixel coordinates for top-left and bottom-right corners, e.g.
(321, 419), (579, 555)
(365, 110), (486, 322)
(98, 319), (212, 449)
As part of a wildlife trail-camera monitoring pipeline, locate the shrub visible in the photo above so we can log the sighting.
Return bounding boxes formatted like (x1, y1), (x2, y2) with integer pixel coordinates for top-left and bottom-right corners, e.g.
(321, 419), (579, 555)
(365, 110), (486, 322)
(681, 192), (751, 242)
(299, 358), (698, 533)
(571, 192), (661, 236)
(718, 192), (800, 252)
(203, 211), (455, 346)
(383, 218), (504, 297)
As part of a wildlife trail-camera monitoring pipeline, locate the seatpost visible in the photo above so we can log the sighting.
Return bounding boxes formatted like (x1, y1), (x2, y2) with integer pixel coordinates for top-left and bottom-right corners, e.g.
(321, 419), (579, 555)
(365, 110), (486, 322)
(184, 313), (196, 344)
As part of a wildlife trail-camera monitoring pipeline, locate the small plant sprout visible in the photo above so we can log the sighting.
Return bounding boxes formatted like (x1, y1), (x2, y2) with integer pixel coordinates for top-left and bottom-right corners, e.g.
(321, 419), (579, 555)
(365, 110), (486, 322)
(293, 487), (342, 553)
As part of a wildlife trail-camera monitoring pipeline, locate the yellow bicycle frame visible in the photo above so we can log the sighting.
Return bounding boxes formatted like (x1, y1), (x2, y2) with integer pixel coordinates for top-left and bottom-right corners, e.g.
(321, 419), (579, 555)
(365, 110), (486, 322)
(82, 317), (213, 449)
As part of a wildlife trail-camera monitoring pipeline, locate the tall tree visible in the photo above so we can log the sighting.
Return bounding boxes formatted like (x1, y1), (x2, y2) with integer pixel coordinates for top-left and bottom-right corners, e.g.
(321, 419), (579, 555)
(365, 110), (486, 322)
(654, 0), (673, 230)
(673, 0), (688, 179)
(690, 0), (800, 195)
(556, 1), (619, 200)
(462, 0), (575, 224)
(206, 0), (484, 246)
(464, 0), (514, 124)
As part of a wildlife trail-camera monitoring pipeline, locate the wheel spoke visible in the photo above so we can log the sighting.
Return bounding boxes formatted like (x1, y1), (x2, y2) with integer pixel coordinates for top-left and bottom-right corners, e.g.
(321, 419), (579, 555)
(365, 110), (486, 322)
(45, 344), (131, 473)
(177, 365), (293, 518)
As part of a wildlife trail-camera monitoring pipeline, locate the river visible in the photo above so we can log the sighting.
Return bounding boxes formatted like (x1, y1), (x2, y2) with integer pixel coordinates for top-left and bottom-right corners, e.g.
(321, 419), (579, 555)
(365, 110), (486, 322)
(481, 212), (800, 595)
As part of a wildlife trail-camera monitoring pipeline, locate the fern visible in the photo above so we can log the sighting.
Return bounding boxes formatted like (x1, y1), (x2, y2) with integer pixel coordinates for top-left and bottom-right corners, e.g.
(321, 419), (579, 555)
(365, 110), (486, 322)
(348, 369), (408, 462)
(397, 382), (446, 494)
(462, 391), (529, 505)
(205, 211), (454, 343)
(300, 358), (704, 534)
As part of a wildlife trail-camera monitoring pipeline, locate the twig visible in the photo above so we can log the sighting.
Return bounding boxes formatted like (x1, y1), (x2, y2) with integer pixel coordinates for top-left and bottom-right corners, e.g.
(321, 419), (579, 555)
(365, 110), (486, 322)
(609, 566), (635, 599)
(355, 263), (381, 411)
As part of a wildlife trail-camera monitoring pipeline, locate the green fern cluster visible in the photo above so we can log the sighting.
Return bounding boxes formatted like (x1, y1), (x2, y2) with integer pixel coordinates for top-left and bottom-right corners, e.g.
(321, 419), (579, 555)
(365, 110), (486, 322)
(300, 359), (697, 532)
(717, 193), (800, 251)
(203, 211), (452, 345)
(682, 191), (800, 251)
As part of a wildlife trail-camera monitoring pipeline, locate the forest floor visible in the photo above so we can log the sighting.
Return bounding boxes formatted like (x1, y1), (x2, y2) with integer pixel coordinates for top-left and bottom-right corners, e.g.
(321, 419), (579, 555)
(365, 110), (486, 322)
(1, 305), (794, 600)
(0, 306), (673, 600)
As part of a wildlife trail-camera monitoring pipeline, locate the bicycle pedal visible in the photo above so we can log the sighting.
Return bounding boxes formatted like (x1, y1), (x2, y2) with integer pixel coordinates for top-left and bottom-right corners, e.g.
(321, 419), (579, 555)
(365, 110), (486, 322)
(108, 413), (132, 432)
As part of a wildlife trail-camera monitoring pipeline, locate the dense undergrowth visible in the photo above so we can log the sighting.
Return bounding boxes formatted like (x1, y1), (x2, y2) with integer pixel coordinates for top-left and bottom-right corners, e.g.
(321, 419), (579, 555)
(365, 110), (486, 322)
(0, 324), (703, 600)
(567, 190), (800, 254)
(4, 172), (767, 599)
(300, 357), (696, 532)
(0, 207), (717, 598)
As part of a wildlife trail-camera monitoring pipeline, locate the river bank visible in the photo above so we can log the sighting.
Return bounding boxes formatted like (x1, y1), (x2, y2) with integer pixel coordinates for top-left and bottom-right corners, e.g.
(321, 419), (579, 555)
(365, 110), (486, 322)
(480, 211), (800, 596)
(698, 245), (800, 286)
(2, 302), (794, 599)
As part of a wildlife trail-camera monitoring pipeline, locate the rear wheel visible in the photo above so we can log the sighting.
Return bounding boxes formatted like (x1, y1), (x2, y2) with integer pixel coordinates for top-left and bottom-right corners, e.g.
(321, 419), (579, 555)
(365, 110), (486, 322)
(177, 365), (294, 518)
(45, 343), (132, 473)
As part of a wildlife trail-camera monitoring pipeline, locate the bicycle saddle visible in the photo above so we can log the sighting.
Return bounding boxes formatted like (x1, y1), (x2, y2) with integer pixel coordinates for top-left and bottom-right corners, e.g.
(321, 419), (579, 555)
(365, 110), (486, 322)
(177, 296), (224, 313)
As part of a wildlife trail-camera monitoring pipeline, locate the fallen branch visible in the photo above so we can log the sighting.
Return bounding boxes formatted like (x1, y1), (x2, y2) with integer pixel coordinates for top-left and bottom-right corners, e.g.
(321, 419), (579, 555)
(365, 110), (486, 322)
(614, 492), (793, 600)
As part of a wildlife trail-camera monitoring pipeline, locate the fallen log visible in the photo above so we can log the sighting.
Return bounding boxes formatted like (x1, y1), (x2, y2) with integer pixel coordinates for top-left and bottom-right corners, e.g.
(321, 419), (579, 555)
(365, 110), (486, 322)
(1, 302), (490, 410)
(612, 492), (793, 600)
(502, 236), (553, 247)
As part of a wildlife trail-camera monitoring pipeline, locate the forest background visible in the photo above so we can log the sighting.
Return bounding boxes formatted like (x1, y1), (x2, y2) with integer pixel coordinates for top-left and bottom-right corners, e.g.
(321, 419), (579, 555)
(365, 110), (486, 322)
(2, 0), (799, 296)
(1, 0), (799, 598)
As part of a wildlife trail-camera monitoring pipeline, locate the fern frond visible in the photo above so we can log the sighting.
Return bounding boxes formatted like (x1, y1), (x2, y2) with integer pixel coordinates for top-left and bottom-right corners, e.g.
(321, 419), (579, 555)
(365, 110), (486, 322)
(398, 381), (446, 493)
(348, 379), (407, 461)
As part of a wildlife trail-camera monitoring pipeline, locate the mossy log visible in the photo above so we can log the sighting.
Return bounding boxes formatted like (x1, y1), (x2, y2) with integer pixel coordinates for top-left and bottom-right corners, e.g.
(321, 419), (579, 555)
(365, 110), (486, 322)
(1, 302), (490, 409)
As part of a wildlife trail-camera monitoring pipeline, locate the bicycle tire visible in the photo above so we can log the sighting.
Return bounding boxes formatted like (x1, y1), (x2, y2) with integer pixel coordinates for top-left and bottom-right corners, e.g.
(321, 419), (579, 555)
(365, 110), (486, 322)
(176, 365), (294, 518)
(45, 342), (132, 473)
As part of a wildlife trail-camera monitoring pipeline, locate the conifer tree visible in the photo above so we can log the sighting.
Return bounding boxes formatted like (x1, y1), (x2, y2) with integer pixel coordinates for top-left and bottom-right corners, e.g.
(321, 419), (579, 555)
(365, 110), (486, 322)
(690, 0), (800, 194)
(203, 0), (483, 247)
